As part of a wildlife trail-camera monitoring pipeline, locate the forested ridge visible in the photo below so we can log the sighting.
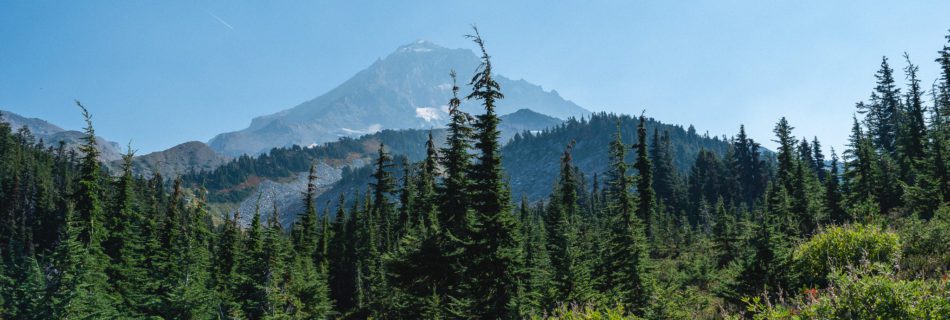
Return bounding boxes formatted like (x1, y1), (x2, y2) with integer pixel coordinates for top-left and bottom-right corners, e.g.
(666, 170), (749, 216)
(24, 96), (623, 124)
(2, 29), (950, 319)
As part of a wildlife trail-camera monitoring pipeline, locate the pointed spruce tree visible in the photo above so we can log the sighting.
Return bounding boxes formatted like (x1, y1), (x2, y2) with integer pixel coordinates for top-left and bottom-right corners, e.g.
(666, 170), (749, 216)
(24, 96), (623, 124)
(462, 27), (523, 319)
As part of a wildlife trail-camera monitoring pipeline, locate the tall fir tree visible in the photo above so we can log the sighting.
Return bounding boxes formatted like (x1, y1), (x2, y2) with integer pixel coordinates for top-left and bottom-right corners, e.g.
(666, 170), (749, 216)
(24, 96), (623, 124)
(603, 122), (649, 314)
(634, 115), (657, 241)
(844, 115), (878, 206)
(105, 145), (149, 315)
(858, 56), (902, 155)
(651, 128), (683, 213)
(292, 162), (319, 257)
(237, 195), (268, 319)
(812, 137), (827, 182)
(371, 143), (397, 252)
(52, 101), (118, 318)
(773, 117), (797, 191)
(899, 53), (928, 172)
(545, 142), (594, 304)
(213, 211), (244, 318)
(825, 149), (847, 224)
(463, 27), (523, 318)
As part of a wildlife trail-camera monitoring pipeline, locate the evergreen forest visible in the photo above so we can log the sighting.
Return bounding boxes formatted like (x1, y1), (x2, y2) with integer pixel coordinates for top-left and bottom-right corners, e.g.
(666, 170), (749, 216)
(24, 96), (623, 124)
(2, 28), (950, 319)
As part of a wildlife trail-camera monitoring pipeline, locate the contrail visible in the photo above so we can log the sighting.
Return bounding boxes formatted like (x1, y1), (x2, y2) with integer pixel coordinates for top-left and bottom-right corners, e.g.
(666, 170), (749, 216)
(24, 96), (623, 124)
(207, 11), (234, 30)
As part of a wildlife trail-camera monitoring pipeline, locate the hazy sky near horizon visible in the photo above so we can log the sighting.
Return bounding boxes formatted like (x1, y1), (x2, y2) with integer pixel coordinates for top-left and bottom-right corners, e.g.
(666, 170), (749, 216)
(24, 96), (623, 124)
(2, 1), (949, 153)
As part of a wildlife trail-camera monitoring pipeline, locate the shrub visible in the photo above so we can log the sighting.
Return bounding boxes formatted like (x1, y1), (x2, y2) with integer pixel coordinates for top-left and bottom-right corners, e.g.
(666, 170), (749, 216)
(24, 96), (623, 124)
(532, 303), (642, 320)
(793, 224), (900, 286)
(896, 206), (950, 278)
(739, 265), (950, 319)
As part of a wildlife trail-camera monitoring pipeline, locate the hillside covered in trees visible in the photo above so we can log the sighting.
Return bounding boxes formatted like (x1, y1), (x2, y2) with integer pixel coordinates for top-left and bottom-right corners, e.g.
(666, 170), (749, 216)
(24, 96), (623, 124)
(182, 110), (734, 223)
(2, 28), (950, 319)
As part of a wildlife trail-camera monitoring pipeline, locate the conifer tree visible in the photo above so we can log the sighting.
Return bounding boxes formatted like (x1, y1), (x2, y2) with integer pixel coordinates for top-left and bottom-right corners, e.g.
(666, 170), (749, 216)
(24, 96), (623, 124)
(463, 27), (522, 318)
(518, 196), (552, 314)
(938, 30), (950, 124)
(11, 252), (48, 319)
(416, 131), (440, 230)
(175, 188), (215, 318)
(859, 57), (902, 155)
(213, 211), (244, 318)
(634, 115), (657, 240)
(52, 101), (118, 318)
(651, 128), (683, 213)
(159, 179), (214, 318)
(899, 53), (928, 173)
(799, 138), (816, 175)
(790, 155), (813, 235)
(105, 145), (148, 314)
(433, 72), (479, 317)
(773, 117), (797, 191)
(371, 143), (396, 251)
(733, 125), (768, 206)
(604, 122), (649, 314)
(331, 193), (362, 313)
(825, 149), (847, 224)
(545, 142), (594, 304)
(439, 70), (474, 239)
(730, 208), (786, 302)
(397, 158), (415, 234)
(812, 137), (827, 182)
(53, 203), (118, 318)
(876, 153), (904, 213)
(237, 196), (268, 319)
(354, 186), (387, 317)
(844, 115), (877, 205)
(932, 31), (950, 200)
(317, 206), (332, 268)
(711, 197), (737, 267)
(293, 162), (319, 256)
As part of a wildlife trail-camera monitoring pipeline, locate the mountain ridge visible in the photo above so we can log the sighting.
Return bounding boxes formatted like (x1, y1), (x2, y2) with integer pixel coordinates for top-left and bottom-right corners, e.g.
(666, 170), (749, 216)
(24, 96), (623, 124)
(0, 109), (124, 162)
(208, 40), (590, 156)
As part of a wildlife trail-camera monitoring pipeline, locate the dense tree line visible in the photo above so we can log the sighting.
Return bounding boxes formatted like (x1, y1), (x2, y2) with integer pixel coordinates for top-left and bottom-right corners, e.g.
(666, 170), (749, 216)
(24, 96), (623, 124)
(3, 29), (950, 319)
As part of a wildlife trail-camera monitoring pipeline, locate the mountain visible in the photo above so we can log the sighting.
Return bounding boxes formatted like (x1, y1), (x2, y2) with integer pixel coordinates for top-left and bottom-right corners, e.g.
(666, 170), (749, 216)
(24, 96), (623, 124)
(498, 108), (563, 143)
(317, 112), (735, 204)
(208, 40), (590, 156)
(185, 128), (447, 226)
(0, 109), (123, 162)
(113, 141), (230, 177)
(501, 113), (733, 200)
(191, 110), (735, 227)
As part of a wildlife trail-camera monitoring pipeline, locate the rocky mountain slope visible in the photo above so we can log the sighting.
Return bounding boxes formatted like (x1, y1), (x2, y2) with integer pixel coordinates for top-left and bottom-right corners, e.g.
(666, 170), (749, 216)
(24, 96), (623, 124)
(208, 40), (589, 156)
(114, 141), (230, 177)
(0, 109), (123, 162)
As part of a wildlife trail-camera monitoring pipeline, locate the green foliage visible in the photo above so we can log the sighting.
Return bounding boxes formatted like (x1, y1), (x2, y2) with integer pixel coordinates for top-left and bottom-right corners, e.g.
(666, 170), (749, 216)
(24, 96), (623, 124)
(741, 265), (950, 320)
(463, 27), (523, 318)
(793, 224), (901, 286)
(546, 142), (595, 304)
(532, 303), (642, 320)
(895, 206), (950, 277)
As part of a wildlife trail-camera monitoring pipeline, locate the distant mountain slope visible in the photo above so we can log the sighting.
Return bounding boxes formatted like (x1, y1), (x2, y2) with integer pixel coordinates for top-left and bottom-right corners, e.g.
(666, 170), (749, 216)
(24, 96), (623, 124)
(114, 141), (230, 177)
(318, 112), (735, 205)
(189, 108), (563, 225)
(188, 128), (447, 226)
(0, 109), (123, 162)
(208, 40), (589, 156)
(193, 110), (736, 228)
(502, 112), (732, 200)
(498, 108), (563, 143)
(187, 129), (448, 203)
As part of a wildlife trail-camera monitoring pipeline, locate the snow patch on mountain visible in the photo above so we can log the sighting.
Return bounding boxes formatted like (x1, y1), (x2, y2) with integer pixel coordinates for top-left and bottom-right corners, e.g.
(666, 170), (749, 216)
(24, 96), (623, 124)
(415, 107), (444, 122)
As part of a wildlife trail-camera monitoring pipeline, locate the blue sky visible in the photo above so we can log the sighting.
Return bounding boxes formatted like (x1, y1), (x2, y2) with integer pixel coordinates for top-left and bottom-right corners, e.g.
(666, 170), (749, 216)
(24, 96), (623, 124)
(2, 1), (949, 154)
